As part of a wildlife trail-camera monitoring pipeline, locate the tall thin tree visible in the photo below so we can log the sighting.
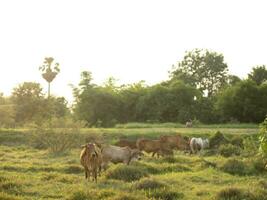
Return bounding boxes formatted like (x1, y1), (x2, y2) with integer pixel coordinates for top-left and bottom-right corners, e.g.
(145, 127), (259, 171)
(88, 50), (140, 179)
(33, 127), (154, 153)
(39, 57), (60, 98)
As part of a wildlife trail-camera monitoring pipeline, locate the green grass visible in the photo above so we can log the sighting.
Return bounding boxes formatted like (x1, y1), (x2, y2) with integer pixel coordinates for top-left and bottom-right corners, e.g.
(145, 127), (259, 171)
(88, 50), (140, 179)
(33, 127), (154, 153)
(0, 126), (265, 200)
(115, 122), (258, 129)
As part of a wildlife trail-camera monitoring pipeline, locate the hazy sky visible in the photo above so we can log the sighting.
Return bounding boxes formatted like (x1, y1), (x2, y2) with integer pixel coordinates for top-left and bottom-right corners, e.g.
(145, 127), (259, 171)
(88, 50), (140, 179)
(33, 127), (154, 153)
(1, 0), (267, 102)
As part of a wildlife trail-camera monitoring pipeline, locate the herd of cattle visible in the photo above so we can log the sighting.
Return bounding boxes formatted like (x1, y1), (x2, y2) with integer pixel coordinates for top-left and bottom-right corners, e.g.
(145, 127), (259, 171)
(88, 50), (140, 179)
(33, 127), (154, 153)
(80, 134), (209, 182)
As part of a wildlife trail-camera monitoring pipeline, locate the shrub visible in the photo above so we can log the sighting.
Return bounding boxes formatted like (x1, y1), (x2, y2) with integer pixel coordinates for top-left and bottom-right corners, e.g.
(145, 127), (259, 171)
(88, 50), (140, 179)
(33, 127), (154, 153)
(67, 189), (115, 200)
(258, 180), (267, 190)
(134, 178), (167, 190)
(161, 156), (177, 163)
(130, 162), (160, 174)
(231, 136), (244, 148)
(221, 159), (246, 175)
(216, 187), (267, 200)
(32, 127), (80, 154)
(219, 144), (241, 157)
(0, 192), (22, 200)
(209, 131), (229, 148)
(0, 180), (22, 195)
(259, 117), (267, 157)
(67, 190), (90, 200)
(64, 165), (84, 174)
(216, 187), (244, 200)
(249, 157), (267, 174)
(112, 193), (147, 200)
(146, 188), (184, 200)
(105, 164), (148, 182)
(243, 136), (259, 157)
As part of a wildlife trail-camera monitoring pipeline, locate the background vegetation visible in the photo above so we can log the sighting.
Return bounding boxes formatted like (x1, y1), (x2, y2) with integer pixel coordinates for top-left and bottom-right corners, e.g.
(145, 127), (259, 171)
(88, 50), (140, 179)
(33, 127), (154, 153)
(1, 49), (267, 128)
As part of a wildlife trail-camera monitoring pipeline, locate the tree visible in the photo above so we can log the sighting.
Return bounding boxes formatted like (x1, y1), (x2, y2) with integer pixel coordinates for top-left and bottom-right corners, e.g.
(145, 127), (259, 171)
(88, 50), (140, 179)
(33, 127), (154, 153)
(0, 94), (15, 128)
(170, 49), (228, 97)
(227, 75), (241, 86)
(48, 96), (70, 118)
(216, 80), (267, 123)
(39, 57), (60, 97)
(248, 65), (267, 85)
(135, 81), (198, 123)
(12, 82), (46, 124)
(73, 71), (120, 127)
(118, 81), (147, 122)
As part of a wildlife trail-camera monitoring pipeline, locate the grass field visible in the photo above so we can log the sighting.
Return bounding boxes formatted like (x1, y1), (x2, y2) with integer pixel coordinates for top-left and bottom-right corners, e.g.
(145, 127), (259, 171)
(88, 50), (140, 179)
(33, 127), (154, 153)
(0, 126), (267, 200)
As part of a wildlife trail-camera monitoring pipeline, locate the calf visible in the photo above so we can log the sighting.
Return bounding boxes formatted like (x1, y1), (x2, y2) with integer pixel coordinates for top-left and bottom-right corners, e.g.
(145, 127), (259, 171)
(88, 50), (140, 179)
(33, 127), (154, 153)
(80, 143), (102, 182)
(115, 139), (137, 149)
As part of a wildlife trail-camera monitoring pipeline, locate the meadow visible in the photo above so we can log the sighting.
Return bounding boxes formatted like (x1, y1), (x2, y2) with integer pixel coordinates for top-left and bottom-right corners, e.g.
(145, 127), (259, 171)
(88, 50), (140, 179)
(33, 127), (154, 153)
(0, 125), (267, 200)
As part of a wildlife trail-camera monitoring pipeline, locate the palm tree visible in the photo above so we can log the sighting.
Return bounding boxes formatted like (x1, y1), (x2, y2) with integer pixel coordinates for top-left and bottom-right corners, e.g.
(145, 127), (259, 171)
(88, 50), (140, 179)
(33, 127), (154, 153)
(39, 57), (60, 98)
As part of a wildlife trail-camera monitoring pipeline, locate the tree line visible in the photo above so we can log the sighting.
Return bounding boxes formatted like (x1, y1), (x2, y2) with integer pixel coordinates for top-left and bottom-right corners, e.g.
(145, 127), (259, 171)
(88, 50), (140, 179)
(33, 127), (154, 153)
(1, 49), (267, 127)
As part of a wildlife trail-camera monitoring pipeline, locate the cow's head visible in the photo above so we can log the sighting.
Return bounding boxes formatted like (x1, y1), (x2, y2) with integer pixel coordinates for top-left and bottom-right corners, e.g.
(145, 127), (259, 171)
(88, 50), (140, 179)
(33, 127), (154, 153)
(81, 143), (98, 158)
(130, 149), (143, 162)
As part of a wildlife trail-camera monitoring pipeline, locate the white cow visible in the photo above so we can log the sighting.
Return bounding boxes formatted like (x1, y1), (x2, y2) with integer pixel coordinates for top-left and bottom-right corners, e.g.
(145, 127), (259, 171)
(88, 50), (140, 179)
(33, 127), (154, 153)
(101, 145), (143, 169)
(190, 137), (209, 154)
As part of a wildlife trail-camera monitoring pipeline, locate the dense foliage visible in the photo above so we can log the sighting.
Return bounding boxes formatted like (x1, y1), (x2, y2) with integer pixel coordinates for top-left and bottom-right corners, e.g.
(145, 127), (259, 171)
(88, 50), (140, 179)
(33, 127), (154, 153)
(0, 49), (267, 127)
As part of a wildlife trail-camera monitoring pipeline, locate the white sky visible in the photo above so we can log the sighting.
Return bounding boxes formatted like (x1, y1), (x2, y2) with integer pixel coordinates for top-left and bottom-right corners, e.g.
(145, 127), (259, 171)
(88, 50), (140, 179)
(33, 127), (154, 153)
(0, 0), (267, 102)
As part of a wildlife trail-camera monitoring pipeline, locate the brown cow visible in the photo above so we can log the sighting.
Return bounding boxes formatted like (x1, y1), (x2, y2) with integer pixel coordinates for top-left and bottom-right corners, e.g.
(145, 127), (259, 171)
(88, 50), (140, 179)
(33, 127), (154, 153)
(115, 139), (137, 149)
(80, 143), (102, 182)
(159, 134), (190, 151)
(136, 138), (173, 157)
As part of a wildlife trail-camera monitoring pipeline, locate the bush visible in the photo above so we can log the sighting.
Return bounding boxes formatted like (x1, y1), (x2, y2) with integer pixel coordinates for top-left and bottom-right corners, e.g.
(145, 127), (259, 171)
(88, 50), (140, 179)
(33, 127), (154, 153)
(249, 157), (267, 174)
(0, 180), (22, 195)
(161, 156), (177, 163)
(134, 178), (166, 190)
(219, 144), (241, 157)
(64, 165), (84, 174)
(32, 127), (80, 154)
(67, 190), (90, 200)
(259, 117), (267, 157)
(131, 162), (160, 174)
(216, 187), (243, 200)
(105, 164), (148, 182)
(221, 159), (246, 175)
(0, 192), (22, 200)
(146, 188), (184, 200)
(209, 131), (229, 148)
(216, 187), (267, 200)
(112, 193), (147, 200)
(67, 189), (115, 200)
(243, 136), (259, 157)
(231, 136), (244, 148)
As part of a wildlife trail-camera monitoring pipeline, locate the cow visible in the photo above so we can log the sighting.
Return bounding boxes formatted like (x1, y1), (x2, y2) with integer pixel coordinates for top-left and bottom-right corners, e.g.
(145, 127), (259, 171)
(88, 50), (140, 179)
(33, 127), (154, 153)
(186, 120), (193, 128)
(190, 137), (209, 154)
(114, 139), (137, 149)
(101, 145), (143, 169)
(159, 134), (190, 151)
(136, 138), (173, 157)
(80, 143), (102, 182)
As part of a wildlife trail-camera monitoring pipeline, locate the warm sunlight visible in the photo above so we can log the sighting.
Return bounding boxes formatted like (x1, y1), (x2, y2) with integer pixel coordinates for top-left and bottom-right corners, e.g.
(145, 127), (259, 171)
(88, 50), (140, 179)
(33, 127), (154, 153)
(1, 0), (267, 102)
(1, 1), (267, 200)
